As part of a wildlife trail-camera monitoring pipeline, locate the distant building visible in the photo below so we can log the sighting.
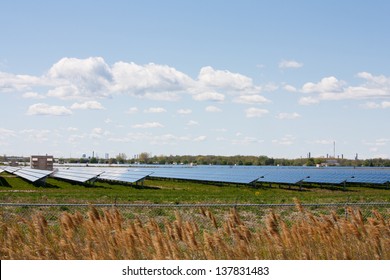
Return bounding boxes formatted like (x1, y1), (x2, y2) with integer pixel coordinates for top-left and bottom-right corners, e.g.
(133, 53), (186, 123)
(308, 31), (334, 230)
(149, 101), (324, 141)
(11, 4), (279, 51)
(30, 155), (54, 170)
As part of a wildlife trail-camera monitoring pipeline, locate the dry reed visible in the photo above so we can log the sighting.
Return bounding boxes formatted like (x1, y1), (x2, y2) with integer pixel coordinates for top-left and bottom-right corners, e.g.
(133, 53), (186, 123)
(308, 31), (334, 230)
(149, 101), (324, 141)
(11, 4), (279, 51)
(0, 205), (389, 260)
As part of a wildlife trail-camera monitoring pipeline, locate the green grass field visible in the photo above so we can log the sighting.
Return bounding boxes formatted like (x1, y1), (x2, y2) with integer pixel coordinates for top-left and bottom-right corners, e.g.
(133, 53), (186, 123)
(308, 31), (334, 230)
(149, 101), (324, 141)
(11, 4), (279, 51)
(1, 173), (390, 204)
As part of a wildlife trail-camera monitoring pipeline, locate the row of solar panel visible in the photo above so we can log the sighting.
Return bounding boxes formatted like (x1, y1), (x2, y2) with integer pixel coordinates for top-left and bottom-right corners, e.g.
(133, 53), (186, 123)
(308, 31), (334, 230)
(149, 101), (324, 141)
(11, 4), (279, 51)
(2, 166), (390, 186)
(139, 166), (390, 185)
(0, 167), (151, 184)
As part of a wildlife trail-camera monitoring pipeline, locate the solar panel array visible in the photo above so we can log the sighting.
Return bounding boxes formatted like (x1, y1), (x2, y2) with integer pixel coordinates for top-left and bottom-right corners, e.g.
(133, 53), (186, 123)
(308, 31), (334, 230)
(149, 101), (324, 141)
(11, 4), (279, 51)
(2, 165), (390, 186)
(139, 166), (390, 186)
(94, 168), (152, 184)
(0, 167), (53, 183)
(143, 166), (261, 184)
(52, 168), (103, 183)
(50, 167), (151, 184)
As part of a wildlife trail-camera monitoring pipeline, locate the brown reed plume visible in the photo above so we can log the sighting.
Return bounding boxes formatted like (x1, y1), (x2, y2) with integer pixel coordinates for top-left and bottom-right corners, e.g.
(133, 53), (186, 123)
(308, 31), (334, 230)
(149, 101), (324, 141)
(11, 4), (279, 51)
(0, 205), (389, 260)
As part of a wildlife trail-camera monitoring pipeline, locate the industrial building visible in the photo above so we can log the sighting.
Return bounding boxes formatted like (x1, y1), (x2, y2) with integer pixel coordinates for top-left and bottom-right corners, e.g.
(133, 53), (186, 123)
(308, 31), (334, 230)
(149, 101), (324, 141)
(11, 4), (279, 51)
(30, 155), (54, 171)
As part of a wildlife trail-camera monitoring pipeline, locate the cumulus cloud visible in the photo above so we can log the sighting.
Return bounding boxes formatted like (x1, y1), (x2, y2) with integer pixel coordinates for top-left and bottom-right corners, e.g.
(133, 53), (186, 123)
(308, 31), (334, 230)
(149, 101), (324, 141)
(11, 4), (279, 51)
(245, 107), (269, 118)
(232, 136), (263, 145)
(192, 91), (225, 102)
(111, 61), (193, 96)
(47, 57), (112, 99)
(283, 84), (297, 92)
(20, 129), (51, 142)
(132, 122), (164, 128)
(186, 120), (199, 126)
(90, 127), (110, 139)
(302, 76), (345, 94)
(363, 101), (390, 109)
(205, 106), (222, 113)
(70, 100), (105, 110)
(26, 103), (72, 116)
(276, 112), (301, 119)
(198, 66), (255, 91)
(2, 57), (269, 107)
(144, 107), (167, 113)
(272, 135), (295, 146)
(0, 128), (16, 139)
(0, 72), (46, 93)
(234, 94), (270, 104)
(193, 135), (207, 142)
(299, 72), (390, 105)
(22, 91), (46, 99)
(126, 107), (139, 114)
(279, 60), (303, 69)
(177, 109), (192, 114)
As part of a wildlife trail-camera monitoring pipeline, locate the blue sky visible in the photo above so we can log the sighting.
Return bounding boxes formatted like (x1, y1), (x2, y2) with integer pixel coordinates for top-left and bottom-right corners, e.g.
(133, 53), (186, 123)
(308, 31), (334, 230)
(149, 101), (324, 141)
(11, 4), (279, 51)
(1, 0), (390, 159)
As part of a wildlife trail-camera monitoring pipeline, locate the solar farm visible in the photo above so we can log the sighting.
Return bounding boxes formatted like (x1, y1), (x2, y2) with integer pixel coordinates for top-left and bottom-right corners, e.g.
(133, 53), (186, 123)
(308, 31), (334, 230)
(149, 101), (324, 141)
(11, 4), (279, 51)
(1, 165), (390, 205)
(1, 165), (390, 187)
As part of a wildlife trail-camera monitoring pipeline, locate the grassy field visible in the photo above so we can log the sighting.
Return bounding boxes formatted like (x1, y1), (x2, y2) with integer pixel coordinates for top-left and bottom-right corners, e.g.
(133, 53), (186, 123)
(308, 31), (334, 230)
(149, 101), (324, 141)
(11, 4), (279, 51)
(1, 173), (390, 204)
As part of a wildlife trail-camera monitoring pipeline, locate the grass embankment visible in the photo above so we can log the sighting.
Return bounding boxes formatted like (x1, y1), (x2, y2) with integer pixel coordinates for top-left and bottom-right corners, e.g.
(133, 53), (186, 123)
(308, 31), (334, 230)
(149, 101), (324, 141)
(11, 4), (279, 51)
(0, 204), (389, 259)
(0, 174), (390, 204)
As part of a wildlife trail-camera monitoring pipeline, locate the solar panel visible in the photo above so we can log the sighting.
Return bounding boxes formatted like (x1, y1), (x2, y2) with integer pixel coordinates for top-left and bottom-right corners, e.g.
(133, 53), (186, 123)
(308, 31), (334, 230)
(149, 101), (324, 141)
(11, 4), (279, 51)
(1, 166), (21, 174)
(52, 168), (103, 183)
(145, 166), (261, 184)
(98, 169), (153, 183)
(303, 172), (350, 185)
(347, 173), (390, 184)
(13, 168), (53, 183)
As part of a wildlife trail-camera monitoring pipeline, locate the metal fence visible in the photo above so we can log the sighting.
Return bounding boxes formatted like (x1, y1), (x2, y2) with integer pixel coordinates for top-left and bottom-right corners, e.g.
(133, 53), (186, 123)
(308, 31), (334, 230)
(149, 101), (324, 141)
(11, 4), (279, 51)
(1, 202), (389, 231)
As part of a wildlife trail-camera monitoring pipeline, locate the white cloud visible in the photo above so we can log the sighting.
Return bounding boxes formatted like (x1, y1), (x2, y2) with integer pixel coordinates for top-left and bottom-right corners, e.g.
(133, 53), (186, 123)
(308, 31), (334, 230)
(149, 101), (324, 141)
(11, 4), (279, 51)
(22, 91), (45, 99)
(67, 127), (78, 132)
(112, 61), (193, 96)
(132, 122), (164, 128)
(272, 135), (295, 146)
(308, 139), (334, 145)
(20, 129), (51, 143)
(234, 94), (270, 104)
(177, 109), (192, 114)
(126, 107), (139, 114)
(193, 135), (207, 142)
(0, 128), (16, 139)
(47, 57), (112, 99)
(362, 102), (381, 109)
(90, 127), (110, 139)
(299, 72), (390, 105)
(283, 84), (297, 92)
(232, 137), (263, 145)
(70, 100), (105, 110)
(382, 101), (390, 108)
(197, 66), (261, 94)
(0, 72), (45, 93)
(299, 96), (320, 105)
(245, 107), (269, 118)
(279, 60), (303, 69)
(302, 76), (344, 94)
(26, 103), (72, 116)
(276, 112), (301, 120)
(192, 91), (225, 102)
(144, 107), (167, 113)
(205, 106), (222, 113)
(2, 57), (270, 108)
(143, 91), (181, 101)
(186, 120), (199, 126)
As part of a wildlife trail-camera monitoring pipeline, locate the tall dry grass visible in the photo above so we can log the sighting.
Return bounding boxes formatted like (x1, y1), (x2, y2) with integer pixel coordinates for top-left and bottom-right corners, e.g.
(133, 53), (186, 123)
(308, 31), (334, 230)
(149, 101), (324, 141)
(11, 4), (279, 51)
(0, 204), (389, 260)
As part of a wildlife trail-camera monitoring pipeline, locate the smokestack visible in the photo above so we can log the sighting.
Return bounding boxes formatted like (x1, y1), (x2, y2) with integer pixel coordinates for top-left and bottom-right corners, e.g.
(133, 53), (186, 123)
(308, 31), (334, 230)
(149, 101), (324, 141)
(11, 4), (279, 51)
(333, 141), (336, 158)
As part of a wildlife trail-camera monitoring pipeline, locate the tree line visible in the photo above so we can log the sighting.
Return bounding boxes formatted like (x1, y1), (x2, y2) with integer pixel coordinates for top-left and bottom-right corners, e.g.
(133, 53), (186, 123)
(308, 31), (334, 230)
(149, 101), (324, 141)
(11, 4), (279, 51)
(56, 153), (390, 167)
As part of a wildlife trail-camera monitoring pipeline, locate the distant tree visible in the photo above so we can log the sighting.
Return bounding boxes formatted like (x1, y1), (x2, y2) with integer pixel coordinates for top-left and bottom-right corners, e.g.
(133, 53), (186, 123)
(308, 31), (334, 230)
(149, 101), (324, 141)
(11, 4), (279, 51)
(139, 152), (150, 164)
(116, 153), (127, 164)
